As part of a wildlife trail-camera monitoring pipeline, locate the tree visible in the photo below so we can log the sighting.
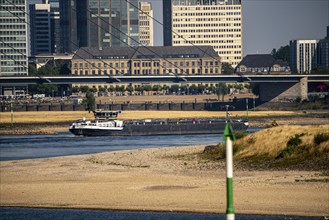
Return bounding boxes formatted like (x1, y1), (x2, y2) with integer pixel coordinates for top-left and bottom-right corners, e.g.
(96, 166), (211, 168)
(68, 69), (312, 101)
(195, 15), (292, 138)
(107, 86), (115, 92)
(197, 85), (206, 94)
(80, 86), (89, 93)
(28, 64), (37, 75)
(221, 62), (235, 75)
(72, 86), (80, 93)
(311, 65), (329, 74)
(217, 83), (229, 101)
(251, 83), (260, 96)
(84, 92), (96, 112)
(271, 45), (290, 64)
(152, 85), (162, 92)
(162, 85), (170, 94)
(28, 84), (59, 96)
(98, 87), (106, 93)
(170, 84), (180, 94)
(143, 85), (152, 91)
(189, 84), (198, 94)
(126, 85), (134, 95)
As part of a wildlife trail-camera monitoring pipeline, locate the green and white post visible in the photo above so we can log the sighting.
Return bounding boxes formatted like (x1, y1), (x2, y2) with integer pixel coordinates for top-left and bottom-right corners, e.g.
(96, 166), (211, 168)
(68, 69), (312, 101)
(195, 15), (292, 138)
(224, 122), (236, 220)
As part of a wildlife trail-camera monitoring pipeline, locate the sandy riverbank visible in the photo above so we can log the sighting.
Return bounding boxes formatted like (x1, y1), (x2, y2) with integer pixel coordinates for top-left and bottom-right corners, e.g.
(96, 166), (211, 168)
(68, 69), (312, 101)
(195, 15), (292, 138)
(1, 145), (328, 217)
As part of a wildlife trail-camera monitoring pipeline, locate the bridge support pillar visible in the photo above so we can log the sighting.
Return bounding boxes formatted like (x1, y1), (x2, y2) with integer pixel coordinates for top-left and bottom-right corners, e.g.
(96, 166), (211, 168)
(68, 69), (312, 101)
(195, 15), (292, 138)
(259, 77), (308, 102)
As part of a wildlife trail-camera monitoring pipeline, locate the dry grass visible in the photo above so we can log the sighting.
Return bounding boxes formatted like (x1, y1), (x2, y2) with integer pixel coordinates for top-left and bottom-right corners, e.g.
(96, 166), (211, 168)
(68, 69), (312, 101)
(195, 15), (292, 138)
(232, 125), (329, 169)
(200, 125), (329, 170)
(235, 125), (329, 158)
(0, 110), (301, 124)
(0, 111), (94, 123)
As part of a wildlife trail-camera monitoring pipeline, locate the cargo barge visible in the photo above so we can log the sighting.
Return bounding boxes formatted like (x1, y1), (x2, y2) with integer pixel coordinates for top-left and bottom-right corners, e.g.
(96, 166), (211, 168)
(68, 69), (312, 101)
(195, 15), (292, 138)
(69, 111), (248, 136)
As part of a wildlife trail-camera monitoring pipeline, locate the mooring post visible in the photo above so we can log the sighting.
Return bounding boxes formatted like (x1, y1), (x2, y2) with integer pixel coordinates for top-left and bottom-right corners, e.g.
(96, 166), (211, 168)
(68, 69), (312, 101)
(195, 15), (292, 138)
(224, 122), (236, 220)
(10, 99), (13, 128)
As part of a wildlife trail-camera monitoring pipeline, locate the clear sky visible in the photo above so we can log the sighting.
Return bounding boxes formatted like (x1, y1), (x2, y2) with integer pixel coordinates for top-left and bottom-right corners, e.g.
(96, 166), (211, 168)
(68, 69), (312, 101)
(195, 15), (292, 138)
(149, 0), (329, 55)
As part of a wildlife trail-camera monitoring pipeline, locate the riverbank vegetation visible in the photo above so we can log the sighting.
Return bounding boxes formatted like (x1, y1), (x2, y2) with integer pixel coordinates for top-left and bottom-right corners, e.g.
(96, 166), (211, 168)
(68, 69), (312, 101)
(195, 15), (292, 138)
(201, 125), (329, 170)
(0, 110), (317, 123)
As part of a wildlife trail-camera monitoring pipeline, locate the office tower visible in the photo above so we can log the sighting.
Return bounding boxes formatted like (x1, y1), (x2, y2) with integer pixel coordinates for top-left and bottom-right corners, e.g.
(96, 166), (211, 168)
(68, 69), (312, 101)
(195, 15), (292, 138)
(48, 0), (62, 53)
(317, 26), (329, 69)
(163, 0), (243, 67)
(59, 0), (87, 53)
(290, 40), (319, 74)
(59, 0), (139, 51)
(0, 0), (28, 76)
(139, 2), (154, 46)
(88, 0), (139, 48)
(30, 3), (52, 55)
(30, 0), (61, 55)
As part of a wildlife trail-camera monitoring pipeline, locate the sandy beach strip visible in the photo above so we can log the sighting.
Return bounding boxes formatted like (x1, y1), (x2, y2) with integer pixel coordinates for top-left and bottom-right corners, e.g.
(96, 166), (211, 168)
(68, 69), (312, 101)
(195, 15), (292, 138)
(0, 146), (328, 217)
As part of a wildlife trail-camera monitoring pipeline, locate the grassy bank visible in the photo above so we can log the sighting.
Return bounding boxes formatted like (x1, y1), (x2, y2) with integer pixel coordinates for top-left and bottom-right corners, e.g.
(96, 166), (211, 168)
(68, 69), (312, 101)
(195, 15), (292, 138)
(201, 125), (329, 171)
(0, 110), (311, 123)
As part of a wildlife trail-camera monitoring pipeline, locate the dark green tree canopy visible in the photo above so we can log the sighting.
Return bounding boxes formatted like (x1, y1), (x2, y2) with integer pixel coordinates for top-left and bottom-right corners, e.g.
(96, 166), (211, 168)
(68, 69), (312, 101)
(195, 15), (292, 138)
(271, 45), (290, 64)
(221, 62), (235, 75)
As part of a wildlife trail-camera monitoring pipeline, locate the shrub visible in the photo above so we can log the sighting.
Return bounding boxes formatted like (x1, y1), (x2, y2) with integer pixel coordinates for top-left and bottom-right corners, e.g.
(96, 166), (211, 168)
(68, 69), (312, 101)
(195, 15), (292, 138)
(276, 133), (304, 159)
(314, 133), (329, 145)
(287, 134), (303, 147)
(235, 131), (248, 140)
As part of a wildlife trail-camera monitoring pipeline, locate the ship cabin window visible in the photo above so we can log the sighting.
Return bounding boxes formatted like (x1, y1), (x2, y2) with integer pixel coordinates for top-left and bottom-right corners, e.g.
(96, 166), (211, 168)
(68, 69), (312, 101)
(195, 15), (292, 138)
(95, 111), (118, 119)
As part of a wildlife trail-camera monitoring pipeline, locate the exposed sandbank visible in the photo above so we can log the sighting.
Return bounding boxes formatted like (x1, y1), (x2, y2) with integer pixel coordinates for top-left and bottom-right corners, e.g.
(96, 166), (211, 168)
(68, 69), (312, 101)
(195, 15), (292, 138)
(1, 146), (328, 217)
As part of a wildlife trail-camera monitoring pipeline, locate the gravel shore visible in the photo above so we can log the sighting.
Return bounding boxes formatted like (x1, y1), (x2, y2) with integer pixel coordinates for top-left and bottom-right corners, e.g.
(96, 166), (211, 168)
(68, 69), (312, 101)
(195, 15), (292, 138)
(1, 146), (328, 217)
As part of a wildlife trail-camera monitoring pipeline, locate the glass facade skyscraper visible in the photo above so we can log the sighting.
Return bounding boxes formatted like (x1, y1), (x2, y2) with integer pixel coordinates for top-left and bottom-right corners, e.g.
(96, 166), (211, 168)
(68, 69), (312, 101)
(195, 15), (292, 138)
(59, 0), (139, 52)
(0, 0), (28, 76)
(88, 0), (139, 48)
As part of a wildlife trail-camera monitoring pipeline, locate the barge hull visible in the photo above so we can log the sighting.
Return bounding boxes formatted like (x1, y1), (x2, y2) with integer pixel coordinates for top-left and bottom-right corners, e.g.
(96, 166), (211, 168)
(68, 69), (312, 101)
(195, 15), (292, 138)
(69, 121), (247, 136)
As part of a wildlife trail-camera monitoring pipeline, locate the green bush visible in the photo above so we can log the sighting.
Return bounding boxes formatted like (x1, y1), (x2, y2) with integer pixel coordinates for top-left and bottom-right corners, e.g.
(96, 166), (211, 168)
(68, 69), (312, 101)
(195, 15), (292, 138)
(235, 131), (248, 140)
(314, 133), (329, 145)
(276, 133), (304, 159)
(287, 134), (303, 147)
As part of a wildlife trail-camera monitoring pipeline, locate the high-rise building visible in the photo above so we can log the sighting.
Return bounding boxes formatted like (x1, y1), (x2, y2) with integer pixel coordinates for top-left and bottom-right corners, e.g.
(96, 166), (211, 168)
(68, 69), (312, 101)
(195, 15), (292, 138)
(0, 0), (28, 76)
(59, 0), (86, 53)
(30, 3), (52, 55)
(163, 0), (243, 67)
(29, 0), (61, 55)
(48, 0), (62, 53)
(59, 0), (139, 51)
(87, 0), (139, 48)
(317, 26), (329, 69)
(139, 2), (154, 46)
(290, 40), (319, 74)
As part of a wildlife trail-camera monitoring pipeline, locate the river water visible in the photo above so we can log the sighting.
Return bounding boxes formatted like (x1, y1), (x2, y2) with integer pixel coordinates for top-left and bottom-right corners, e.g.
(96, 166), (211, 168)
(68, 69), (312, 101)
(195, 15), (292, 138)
(0, 131), (323, 220)
(0, 207), (323, 220)
(0, 132), (223, 161)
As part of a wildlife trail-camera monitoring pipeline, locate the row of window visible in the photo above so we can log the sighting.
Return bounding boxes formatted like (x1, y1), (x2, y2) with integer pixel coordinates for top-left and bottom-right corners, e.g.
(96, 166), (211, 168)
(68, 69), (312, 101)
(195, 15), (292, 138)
(175, 40), (242, 47)
(0, 24), (25, 29)
(73, 67), (220, 76)
(0, 30), (26, 35)
(73, 60), (220, 69)
(174, 6), (241, 11)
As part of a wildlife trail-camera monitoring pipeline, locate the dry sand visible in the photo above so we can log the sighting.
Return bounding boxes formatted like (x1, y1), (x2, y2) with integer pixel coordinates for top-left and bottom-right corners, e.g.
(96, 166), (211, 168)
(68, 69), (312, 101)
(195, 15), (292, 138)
(1, 146), (328, 217)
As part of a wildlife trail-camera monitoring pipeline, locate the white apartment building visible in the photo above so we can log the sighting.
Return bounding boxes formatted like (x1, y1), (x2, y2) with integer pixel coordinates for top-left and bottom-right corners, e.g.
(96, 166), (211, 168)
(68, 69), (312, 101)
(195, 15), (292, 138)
(0, 0), (28, 76)
(164, 0), (243, 68)
(139, 2), (154, 46)
(290, 40), (319, 74)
